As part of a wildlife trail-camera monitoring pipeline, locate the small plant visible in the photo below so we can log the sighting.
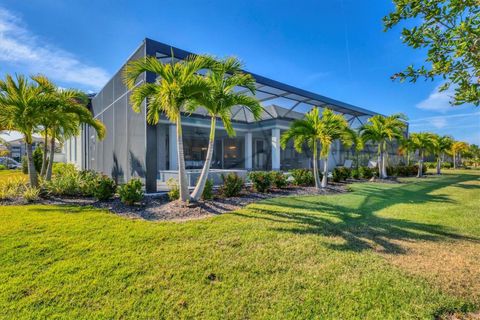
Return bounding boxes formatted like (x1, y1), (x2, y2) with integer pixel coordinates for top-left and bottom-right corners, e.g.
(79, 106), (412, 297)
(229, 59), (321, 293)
(166, 178), (180, 201)
(270, 171), (287, 189)
(118, 178), (144, 205)
(290, 169), (315, 186)
(93, 175), (116, 200)
(21, 156), (28, 174)
(202, 179), (214, 200)
(32, 147), (44, 173)
(78, 170), (99, 197)
(23, 186), (40, 202)
(220, 173), (244, 197)
(351, 168), (360, 179)
(359, 166), (375, 179)
(43, 168), (81, 196)
(0, 178), (27, 200)
(52, 163), (77, 177)
(0, 164), (6, 170)
(248, 171), (271, 193)
(332, 168), (342, 182)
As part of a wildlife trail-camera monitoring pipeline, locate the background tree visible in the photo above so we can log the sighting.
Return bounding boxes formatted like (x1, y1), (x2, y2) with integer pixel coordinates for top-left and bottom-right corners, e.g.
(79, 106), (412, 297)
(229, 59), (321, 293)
(0, 75), (46, 186)
(451, 141), (469, 168)
(186, 57), (262, 201)
(359, 114), (407, 179)
(466, 144), (480, 167)
(384, 0), (480, 106)
(124, 55), (212, 202)
(409, 132), (435, 177)
(431, 134), (454, 174)
(399, 136), (415, 165)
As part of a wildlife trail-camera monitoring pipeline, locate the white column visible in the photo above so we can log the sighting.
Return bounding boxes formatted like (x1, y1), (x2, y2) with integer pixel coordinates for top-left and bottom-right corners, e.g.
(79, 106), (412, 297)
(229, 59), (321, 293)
(271, 128), (281, 170)
(169, 124), (178, 170)
(245, 132), (252, 169)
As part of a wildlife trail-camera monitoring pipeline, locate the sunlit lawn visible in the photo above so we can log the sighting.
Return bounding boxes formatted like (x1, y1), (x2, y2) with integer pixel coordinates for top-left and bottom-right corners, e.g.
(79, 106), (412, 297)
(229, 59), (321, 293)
(0, 169), (26, 181)
(0, 170), (479, 319)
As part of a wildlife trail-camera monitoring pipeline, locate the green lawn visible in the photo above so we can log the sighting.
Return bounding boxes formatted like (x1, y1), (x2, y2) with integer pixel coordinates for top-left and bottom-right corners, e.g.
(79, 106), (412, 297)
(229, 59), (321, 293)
(0, 169), (26, 181)
(0, 171), (479, 319)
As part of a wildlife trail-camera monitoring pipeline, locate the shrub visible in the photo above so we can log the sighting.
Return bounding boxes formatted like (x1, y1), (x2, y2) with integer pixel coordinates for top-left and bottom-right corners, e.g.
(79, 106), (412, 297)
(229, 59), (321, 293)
(44, 171), (80, 196)
(0, 164), (6, 170)
(270, 171), (287, 189)
(290, 169), (315, 186)
(93, 175), (116, 200)
(118, 178), (144, 205)
(21, 156), (28, 174)
(359, 166), (375, 179)
(52, 163), (77, 177)
(248, 171), (271, 193)
(32, 147), (44, 173)
(220, 173), (244, 197)
(424, 162), (436, 169)
(78, 170), (99, 197)
(166, 178), (179, 201)
(202, 179), (214, 200)
(351, 168), (360, 179)
(333, 167), (352, 182)
(442, 162), (453, 169)
(23, 186), (40, 202)
(0, 178), (27, 200)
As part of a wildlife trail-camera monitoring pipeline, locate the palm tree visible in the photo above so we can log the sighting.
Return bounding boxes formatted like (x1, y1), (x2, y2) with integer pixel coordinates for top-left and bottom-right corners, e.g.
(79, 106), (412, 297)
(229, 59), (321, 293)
(281, 107), (357, 189)
(409, 132), (435, 177)
(398, 137), (415, 165)
(0, 74), (47, 187)
(124, 54), (213, 202)
(359, 114), (407, 179)
(451, 141), (469, 169)
(186, 57), (262, 201)
(430, 134), (454, 174)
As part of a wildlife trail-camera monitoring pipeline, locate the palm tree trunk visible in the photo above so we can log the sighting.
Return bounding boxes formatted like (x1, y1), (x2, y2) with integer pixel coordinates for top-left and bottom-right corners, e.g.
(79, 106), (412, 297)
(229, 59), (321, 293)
(40, 131), (48, 177)
(25, 141), (38, 187)
(321, 156), (328, 188)
(382, 151), (388, 178)
(453, 153), (456, 169)
(436, 156), (441, 175)
(312, 141), (321, 189)
(46, 134), (56, 181)
(190, 117), (216, 201)
(417, 150), (423, 177)
(176, 117), (190, 202)
(378, 150), (384, 179)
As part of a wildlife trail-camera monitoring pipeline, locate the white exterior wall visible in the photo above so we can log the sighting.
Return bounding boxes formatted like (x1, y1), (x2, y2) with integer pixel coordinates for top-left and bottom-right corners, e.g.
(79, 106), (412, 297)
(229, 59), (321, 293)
(63, 131), (82, 169)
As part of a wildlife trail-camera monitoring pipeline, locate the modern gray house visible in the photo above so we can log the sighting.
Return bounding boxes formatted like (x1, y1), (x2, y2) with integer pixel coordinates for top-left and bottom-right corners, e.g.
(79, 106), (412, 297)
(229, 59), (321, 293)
(75, 38), (390, 193)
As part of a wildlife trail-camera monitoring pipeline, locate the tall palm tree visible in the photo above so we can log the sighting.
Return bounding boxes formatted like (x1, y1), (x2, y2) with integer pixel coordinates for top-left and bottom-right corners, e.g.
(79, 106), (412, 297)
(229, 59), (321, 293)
(0, 74), (46, 187)
(359, 114), (407, 179)
(398, 136), (415, 165)
(451, 141), (469, 169)
(124, 54), (213, 202)
(281, 107), (357, 189)
(186, 57), (262, 201)
(409, 132), (435, 177)
(431, 134), (454, 174)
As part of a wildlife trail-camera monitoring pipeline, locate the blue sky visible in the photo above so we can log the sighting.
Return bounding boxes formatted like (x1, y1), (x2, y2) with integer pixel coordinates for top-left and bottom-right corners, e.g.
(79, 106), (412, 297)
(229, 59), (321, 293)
(0, 0), (478, 144)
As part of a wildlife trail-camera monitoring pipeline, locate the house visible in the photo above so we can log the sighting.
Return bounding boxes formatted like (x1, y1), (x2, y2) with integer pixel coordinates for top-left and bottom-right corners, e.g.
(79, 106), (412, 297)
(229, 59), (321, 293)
(76, 38), (394, 193)
(6, 136), (43, 162)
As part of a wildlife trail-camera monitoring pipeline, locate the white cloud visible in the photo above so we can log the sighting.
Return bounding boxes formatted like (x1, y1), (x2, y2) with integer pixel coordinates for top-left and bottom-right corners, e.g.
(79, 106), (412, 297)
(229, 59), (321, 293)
(0, 7), (109, 90)
(416, 84), (455, 113)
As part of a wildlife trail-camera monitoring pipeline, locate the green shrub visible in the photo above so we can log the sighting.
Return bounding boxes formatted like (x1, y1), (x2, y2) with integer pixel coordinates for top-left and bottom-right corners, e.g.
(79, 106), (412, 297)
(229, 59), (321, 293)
(52, 163), (77, 177)
(0, 164), (6, 170)
(220, 173), (244, 197)
(351, 168), (360, 179)
(202, 179), (214, 200)
(248, 171), (271, 193)
(270, 171), (287, 189)
(32, 147), (44, 173)
(332, 167), (351, 182)
(44, 171), (81, 196)
(442, 162), (453, 169)
(166, 178), (179, 201)
(290, 169), (315, 186)
(424, 162), (436, 169)
(0, 178), (27, 200)
(23, 186), (40, 202)
(118, 178), (144, 205)
(21, 156), (28, 174)
(78, 170), (99, 197)
(93, 175), (116, 200)
(359, 166), (375, 179)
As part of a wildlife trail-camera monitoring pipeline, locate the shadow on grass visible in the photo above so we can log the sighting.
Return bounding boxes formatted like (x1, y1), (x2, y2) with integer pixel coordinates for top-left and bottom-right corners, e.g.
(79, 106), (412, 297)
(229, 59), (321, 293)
(232, 173), (479, 254)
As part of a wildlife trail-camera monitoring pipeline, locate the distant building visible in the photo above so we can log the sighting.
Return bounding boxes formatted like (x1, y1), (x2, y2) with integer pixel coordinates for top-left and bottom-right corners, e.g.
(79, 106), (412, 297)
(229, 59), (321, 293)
(6, 137), (43, 162)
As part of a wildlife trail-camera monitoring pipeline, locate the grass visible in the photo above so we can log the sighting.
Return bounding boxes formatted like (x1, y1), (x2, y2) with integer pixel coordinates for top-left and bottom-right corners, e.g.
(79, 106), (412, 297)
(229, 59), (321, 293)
(0, 169), (26, 181)
(0, 170), (479, 319)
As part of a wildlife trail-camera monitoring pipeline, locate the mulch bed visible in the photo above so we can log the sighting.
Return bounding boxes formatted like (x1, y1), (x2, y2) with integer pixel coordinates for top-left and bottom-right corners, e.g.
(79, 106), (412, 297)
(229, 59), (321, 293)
(1, 183), (349, 222)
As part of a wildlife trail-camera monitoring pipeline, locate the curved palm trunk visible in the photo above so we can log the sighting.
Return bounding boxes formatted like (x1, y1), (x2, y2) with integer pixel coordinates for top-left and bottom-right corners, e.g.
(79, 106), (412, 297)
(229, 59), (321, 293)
(312, 142), (321, 189)
(40, 131), (49, 177)
(321, 156), (328, 188)
(46, 134), (56, 181)
(436, 155), (441, 175)
(417, 150), (423, 177)
(25, 141), (38, 187)
(191, 117), (216, 201)
(176, 117), (190, 202)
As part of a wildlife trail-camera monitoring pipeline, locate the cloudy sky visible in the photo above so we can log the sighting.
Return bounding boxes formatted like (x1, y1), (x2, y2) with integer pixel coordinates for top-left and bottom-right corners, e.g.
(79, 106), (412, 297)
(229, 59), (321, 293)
(0, 0), (478, 144)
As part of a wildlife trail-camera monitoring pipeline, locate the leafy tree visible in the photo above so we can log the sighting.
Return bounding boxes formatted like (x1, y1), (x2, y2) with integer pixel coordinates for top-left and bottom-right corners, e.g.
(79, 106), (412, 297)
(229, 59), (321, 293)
(451, 141), (469, 168)
(281, 107), (357, 189)
(359, 114), (407, 179)
(430, 134), (454, 174)
(124, 54), (213, 202)
(398, 136), (415, 165)
(465, 144), (480, 167)
(409, 132), (436, 177)
(186, 57), (262, 201)
(384, 0), (480, 106)
(0, 75), (47, 187)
